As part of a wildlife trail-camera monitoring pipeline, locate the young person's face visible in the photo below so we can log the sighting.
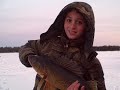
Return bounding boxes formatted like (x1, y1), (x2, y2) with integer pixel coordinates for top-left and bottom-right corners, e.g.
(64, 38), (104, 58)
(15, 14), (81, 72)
(64, 10), (85, 40)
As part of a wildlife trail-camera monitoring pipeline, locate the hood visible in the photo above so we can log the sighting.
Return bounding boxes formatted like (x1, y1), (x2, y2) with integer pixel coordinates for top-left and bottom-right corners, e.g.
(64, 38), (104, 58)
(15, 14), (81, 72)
(40, 2), (97, 56)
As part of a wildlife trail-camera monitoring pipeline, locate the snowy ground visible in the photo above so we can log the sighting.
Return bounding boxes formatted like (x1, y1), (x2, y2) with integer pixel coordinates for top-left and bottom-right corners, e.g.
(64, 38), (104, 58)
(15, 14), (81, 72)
(0, 51), (120, 90)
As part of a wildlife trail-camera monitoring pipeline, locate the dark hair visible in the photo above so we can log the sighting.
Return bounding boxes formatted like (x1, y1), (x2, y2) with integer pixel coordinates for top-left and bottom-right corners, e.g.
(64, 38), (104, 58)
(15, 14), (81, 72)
(64, 8), (87, 28)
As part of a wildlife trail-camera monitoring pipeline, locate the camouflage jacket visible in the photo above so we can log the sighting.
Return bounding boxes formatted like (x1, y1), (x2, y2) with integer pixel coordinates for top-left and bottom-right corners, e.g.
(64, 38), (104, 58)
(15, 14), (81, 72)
(19, 36), (106, 90)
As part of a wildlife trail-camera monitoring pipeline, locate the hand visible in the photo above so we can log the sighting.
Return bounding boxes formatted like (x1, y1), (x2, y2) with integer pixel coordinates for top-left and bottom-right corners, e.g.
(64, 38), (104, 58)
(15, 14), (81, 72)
(67, 80), (85, 90)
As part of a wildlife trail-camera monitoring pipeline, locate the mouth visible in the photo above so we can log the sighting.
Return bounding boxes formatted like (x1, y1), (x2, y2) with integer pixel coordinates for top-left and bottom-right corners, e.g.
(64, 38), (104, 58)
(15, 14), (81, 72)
(69, 30), (77, 35)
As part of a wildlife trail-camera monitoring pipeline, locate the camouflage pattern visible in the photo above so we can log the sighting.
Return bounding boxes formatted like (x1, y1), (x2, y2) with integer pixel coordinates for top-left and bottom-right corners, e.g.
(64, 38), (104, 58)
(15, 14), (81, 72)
(19, 2), (106, 90)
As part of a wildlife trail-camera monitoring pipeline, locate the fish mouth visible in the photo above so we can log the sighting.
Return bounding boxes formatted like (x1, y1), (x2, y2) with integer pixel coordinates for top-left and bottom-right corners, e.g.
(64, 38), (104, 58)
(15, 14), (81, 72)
(28, 55), (47, 78)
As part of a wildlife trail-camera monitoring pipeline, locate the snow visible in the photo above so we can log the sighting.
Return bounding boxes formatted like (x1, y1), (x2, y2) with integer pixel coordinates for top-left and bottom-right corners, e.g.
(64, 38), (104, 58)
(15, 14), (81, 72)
(97, 51), (120, 90)
(0, 51), (120, 90)
(0, 53), (36, 90)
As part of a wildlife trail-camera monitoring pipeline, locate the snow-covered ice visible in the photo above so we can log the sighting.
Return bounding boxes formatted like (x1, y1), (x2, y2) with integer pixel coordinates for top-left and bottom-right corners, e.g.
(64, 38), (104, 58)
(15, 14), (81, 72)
(97, 51), (120, 90)
(0, 53), (36, 90)
(0, 51), (120, 90)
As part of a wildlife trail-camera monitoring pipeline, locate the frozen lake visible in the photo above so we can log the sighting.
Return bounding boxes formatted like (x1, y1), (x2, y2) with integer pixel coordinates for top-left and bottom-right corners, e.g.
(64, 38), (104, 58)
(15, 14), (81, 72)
(0, 51), (120, 90)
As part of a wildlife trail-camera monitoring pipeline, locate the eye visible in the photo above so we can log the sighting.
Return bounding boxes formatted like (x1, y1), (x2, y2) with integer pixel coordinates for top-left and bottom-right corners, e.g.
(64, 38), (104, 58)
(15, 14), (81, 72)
(76, 20), (83, 25)
(66, 18), (72, 23)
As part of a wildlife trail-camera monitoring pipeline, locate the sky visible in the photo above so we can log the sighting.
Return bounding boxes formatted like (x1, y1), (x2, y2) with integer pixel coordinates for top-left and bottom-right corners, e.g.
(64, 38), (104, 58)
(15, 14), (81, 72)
(0, 0), (120, 47)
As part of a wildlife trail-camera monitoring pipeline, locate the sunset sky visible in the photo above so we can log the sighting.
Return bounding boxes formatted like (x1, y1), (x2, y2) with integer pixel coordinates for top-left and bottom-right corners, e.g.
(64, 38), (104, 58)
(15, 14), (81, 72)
(0, 0), (120, 47)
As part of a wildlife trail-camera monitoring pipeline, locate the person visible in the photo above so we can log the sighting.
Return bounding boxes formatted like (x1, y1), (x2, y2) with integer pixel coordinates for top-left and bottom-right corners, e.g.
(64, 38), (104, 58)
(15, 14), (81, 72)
(19, 2), (106, 90)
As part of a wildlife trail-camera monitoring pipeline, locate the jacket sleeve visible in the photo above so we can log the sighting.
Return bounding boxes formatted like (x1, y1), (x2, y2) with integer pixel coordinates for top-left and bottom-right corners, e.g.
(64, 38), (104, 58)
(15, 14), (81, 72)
(19, 40), (41, 67)
(89, 57), (106, 90)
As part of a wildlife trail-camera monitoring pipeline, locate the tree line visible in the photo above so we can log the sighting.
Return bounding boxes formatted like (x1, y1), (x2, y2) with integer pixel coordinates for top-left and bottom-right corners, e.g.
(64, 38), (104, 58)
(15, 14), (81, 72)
(0, 47), (20, 53)
(0, 46), (120, 53)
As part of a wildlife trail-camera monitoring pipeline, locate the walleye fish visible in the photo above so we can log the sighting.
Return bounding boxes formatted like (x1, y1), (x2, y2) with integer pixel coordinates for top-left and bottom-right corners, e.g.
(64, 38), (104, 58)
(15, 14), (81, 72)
(28, 55), (89, 90)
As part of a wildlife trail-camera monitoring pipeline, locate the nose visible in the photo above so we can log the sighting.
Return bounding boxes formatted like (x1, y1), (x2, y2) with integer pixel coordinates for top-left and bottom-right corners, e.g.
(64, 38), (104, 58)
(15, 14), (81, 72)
(71, 22), (76, 30)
